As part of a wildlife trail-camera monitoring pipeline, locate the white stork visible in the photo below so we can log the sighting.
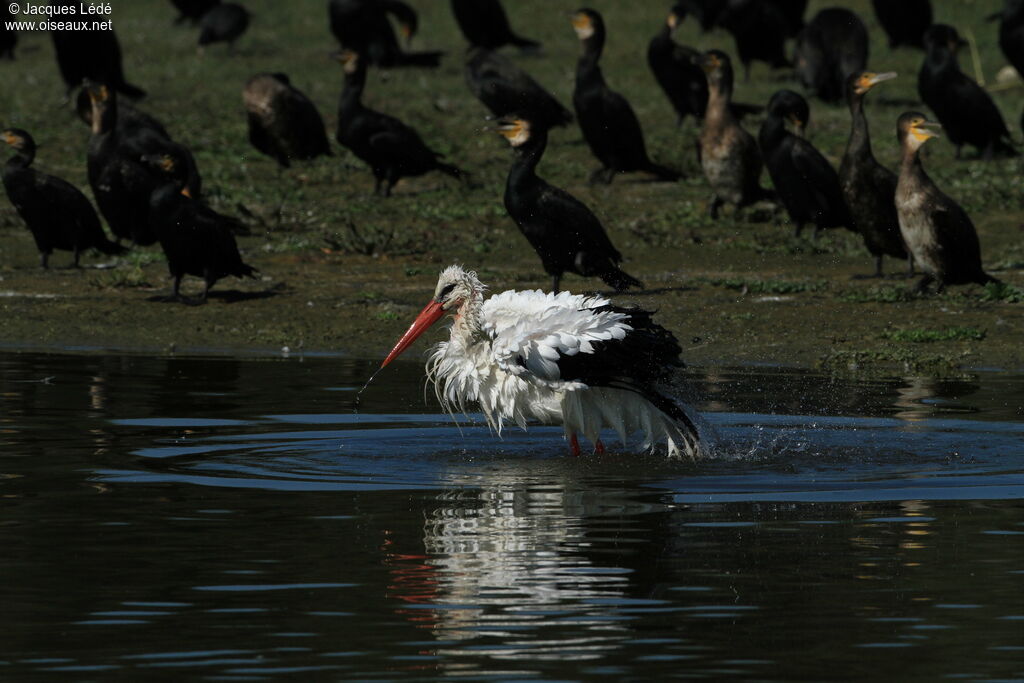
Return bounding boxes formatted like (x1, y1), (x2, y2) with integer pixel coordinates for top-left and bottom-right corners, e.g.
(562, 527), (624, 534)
(381, 266), (703, 458)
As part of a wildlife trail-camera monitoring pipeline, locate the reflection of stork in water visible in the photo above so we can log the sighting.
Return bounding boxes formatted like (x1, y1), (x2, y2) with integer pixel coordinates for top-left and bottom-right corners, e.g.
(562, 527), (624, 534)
(382, 468), (654, 659)
(381, 266), (704, 457)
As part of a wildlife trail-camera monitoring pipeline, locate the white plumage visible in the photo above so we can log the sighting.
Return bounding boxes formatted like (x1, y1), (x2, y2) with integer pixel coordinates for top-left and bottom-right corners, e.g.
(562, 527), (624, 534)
(383, 266), (703, 458)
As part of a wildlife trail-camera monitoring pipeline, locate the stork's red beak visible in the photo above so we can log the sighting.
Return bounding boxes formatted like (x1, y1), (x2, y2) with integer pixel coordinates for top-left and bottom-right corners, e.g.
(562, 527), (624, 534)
(381, 300), (446, 367)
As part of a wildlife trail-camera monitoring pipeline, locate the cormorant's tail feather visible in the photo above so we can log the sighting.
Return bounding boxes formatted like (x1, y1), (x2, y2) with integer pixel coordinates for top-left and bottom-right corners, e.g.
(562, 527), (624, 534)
(980, 272), (1002, 286)
(436, 162), (466, 180)
(994, 137), (1018, 159)
(510, 35), (541, 50)
(394, 51), (444, 67)
(117, 82), (147, 100)
(601, 267), (644, 292)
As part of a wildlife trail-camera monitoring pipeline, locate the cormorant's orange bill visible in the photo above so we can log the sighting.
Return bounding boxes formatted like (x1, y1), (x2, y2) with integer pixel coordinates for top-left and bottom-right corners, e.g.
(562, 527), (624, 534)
(911, 120), (942, 142)
(381, 300), (445, 367)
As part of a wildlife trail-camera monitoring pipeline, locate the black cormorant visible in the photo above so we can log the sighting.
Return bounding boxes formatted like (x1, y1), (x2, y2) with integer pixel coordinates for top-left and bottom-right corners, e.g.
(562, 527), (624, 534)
(1, 5), (16, 59)
(647, 5), (706, 126)
(85, 83), (201, 245)
(143, 152), (257, 303)
(336, 50), (463, 196)
(648, 6), (762, 127)
(717, 0), (794, 80)
(495, 116), (643, 294)
(50, 0), (145, 99)
(75, 87), (170, 139)
(571, 8), (680, 184)
(872, 0), (931, 49)
(771, 0), (808, 36)
(895, 112), (999, 292)
(450, 0), (539, 51)
(838, 72), (910, 277)
(918, 24), (1016, 159)
(676, 0), (726, 33)
(2, 129), (125, 268)
(991, 0), (1024, 79)
(697, 50), (765, 218)
(198, 2), (250, 51)
(169, 0), (218, 24)
(465, 47), (573, 129)
(244, 73), (332, 168)
(764, 89), (809, 137)
(759, 89), (850, 238)
(329, 0), (442, 68)
(794, 7), (869, 103)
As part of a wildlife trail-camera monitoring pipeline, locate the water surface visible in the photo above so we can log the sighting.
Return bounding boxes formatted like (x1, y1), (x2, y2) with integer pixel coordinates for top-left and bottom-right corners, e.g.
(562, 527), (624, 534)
(1, 352), (1022, 680)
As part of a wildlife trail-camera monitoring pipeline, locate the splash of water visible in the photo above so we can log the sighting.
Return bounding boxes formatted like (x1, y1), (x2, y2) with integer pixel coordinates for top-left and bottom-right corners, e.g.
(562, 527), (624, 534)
(353, 367), (385, 411)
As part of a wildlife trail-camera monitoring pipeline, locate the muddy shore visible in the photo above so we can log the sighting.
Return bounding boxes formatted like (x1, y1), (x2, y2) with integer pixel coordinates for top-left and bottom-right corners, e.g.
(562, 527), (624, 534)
(2, 219), (1021, 375)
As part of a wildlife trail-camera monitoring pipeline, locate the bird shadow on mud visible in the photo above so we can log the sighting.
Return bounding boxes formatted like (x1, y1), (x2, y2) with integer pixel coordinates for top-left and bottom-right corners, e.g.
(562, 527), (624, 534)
(617, 284), (699, 297)
(145, 288), (282, 305)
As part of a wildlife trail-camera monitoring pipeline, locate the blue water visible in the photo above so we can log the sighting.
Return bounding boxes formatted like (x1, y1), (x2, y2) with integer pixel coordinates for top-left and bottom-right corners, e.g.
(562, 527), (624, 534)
(1, 352), (1022, 680)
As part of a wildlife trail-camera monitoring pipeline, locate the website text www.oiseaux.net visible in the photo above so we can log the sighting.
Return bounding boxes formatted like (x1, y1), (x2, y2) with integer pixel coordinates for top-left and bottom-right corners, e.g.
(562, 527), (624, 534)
(7, 1), (113, 31)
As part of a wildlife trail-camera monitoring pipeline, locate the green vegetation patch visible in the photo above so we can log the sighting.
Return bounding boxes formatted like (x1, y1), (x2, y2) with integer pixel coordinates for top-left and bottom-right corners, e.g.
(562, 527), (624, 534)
(881, 326), (986, 343)
(839, 286), (916, 303)
(817, 348), (970, 376)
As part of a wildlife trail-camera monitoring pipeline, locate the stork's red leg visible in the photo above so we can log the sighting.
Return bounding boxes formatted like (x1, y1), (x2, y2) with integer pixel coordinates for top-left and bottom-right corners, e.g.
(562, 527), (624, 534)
(569, 433), (581, 457)
(595, 439), (605, 454)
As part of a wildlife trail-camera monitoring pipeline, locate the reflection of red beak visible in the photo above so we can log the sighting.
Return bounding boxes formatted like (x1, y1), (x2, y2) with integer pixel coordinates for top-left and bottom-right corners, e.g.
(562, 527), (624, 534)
(381, 300), (445, 367)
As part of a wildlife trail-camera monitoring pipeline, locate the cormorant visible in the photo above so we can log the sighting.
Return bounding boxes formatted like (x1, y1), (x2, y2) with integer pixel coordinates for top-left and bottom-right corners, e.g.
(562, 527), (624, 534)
(648, 5), (706, 126)
(794, 7), (869, 103)
(75, 87), (171, 139)
(329, 0), (442, 68)
(675, 0), (726, 33)
(465, 47), (573, 129)
(49, 0), (145, 99)
(244, 73), (332, 167)
(717, 0), (794, 80)
(771, 0), (808, 36)
(169, 0), (219, 25)
(335, 50), (463, 197)
(918, 24), (1016, 159)
(198, 2), (250, 51)
(759, 89), (850, 238)
(450, 0), (539, 51)
(895, 112), (999, 292)
(571, 8), (680, 184)
(2, 129), (125, 268)
(697, 50), (766, 218)
(495, 116), (643, 294)
(1, 5), (16, 59)
(872, 0), (932, 49)
(765, 89), (809, 137)
(143, 152), (257, 303)
(991, 0), (1024, 79)
(839, 72), (910, 277)
(85, 82), (201, 245)
(648, 6), (762, 127)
